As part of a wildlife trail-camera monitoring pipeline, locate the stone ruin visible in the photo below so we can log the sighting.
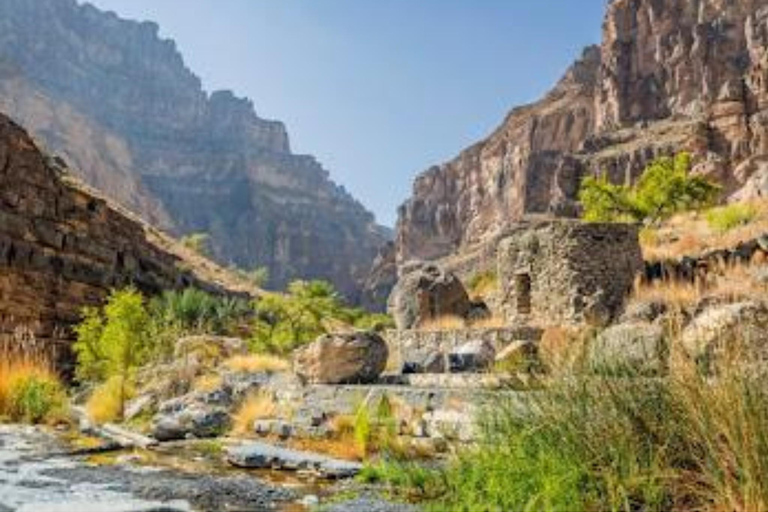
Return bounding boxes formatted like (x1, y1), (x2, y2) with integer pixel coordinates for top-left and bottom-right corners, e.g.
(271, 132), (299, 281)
(497, 220), (643, 327)
(385, 219), (643, 373)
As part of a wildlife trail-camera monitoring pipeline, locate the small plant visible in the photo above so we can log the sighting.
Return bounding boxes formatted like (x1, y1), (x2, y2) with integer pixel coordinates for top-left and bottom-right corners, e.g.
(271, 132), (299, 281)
(180, 232), (211, 257)
(706, 202), (758, 233)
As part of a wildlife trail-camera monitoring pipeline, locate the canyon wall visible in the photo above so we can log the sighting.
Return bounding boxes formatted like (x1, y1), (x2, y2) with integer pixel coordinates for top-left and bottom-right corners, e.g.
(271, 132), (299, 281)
(396, 0), (768, 267)
(0, 112), (246, 367)
(0, 0), (389, 301)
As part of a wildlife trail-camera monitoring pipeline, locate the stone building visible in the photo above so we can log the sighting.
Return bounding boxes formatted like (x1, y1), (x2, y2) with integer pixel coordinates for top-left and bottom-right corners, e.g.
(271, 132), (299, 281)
(497, 220), (643, 326)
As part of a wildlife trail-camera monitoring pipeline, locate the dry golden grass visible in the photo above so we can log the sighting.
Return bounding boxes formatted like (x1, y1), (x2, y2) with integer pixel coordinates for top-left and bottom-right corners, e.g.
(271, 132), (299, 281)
(642, 199), (768, 261)
(469, 315), (508, 329)
(230, 391), (277, 435)
(224, 354), (289, 374)
(418, 315), (467, 332)
(192, 373), (223, 393)
(537, 326), (592, 374)
(0, 327), (67, 424)
(631, 261), (767, 310)
(86, 376), (133, 425)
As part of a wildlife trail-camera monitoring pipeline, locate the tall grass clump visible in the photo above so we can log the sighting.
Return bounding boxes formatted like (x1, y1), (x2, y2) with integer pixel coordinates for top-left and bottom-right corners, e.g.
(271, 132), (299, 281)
(428, 360), (768, 512)
(0, 329), (67, 424)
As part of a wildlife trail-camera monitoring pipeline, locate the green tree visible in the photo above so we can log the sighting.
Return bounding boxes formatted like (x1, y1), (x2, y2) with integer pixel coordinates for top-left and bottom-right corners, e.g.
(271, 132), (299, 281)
(73, 288), (151, 418)
(579, 153), (719, 224)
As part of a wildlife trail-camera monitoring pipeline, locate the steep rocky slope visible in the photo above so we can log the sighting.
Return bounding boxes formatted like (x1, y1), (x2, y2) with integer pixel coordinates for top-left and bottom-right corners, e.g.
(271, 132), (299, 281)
(0, 0), (389, 300)
(396, 0), (768, 266)
(0, 112), (249, 367)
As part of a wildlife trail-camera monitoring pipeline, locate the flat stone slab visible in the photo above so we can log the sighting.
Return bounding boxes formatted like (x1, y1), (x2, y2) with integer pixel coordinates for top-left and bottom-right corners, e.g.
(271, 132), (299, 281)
(227, 442), (363, 479)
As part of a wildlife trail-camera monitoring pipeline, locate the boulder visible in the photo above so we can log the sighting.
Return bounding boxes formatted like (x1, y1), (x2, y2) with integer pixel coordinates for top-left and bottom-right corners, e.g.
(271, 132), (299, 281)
(448, 339), (496, 373)
(152, 403), (230, 441)
(590, 322), (667, 375)
(681, 301), (768, 373)
(151, 385), (236, 441)
(388, 263), (471, 330)
(293, 331), (389, 384)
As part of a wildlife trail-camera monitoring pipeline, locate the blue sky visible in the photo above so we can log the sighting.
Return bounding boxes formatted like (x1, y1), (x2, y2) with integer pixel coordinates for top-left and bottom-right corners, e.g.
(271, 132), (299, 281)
(87, 0), (607, 226)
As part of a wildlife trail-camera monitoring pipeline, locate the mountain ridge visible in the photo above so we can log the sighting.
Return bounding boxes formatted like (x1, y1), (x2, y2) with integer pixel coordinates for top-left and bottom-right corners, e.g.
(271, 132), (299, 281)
(0, 0), (390, 300)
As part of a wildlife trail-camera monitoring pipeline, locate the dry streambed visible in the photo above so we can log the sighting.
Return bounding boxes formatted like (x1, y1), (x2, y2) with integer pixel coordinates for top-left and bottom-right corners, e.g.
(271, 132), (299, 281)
(0, 425), (416, 512)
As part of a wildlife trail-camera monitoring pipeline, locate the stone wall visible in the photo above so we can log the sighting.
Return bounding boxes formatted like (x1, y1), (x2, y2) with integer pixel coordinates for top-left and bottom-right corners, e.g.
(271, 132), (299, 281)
(0, 113), (244, 368)
(498, 220), (643, 326)
(385, 326), (543, 372)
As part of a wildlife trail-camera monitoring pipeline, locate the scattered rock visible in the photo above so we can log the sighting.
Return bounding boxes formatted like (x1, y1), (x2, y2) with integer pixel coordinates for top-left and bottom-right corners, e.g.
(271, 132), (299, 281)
(681, 301), (768, 373)
(448, 339), (496, 372)
(590, 323), (667, 375)
(388, 262), (471, 330)
(293, 331), (388, 385)
(620, 301), (669, 324)
(152, 394), (232, 441)
(227, 442), (363, 479)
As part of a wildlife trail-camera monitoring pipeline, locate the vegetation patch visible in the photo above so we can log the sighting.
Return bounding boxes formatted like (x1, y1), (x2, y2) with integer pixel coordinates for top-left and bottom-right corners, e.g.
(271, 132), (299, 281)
(580, 153), (719, 224)
(706, 202), (759, 233)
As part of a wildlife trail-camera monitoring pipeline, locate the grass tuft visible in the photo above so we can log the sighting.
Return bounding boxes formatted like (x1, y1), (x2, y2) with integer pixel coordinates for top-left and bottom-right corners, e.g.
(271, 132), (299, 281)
(231, 391), (277, 435)
(224, 354), (289, 374)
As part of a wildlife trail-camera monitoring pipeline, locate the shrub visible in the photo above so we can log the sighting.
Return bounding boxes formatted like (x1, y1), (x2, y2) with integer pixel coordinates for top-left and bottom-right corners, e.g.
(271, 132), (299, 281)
(73, 287), (151, 419)
(149, 288), (249, 337)
(180, 232), (211, 256)
(0, 330), (67, 424)
(2, 369), (66, 424)
(251, 280), (393, 355)
(706, 202), (758, 233)
(580, 153), (719, 224)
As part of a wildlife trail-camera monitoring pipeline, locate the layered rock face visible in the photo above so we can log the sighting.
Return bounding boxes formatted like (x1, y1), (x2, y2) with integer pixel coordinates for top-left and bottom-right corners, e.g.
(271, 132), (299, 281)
(0, 0), (389, 300)
(397, 0), (768, 266)
(0, 112), (244, 367)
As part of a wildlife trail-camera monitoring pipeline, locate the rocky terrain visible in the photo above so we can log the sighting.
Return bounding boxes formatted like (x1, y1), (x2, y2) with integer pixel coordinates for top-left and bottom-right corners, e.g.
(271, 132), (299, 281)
(0, 0), (389, 300)
(0, 111), (249, 368)
(395, 0), (768, 269)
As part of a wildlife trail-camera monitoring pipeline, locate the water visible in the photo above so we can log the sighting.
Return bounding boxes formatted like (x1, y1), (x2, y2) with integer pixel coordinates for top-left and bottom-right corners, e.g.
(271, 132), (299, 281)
(0, 425), (306, 512)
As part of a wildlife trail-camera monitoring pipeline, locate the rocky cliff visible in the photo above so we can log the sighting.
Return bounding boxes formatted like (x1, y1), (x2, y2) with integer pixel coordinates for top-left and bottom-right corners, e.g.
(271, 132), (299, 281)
(0, 112), (248, 368)
(396, 0), (768, 266)
(0, 0), (389, 300)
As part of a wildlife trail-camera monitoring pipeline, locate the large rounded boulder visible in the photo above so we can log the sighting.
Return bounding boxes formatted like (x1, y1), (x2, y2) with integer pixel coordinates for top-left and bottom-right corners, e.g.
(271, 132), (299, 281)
(387, 262), (471, 330)
(293, 331), (389, 384)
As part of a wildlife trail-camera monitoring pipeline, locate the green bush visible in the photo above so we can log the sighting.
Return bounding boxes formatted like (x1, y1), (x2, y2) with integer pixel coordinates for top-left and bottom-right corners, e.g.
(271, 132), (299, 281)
(149, 288), (250, 337)
(251, 280), (393, 355)
(580, 153), (719, 224)
(705, 203), (758, 233)
(8, 373), (66, 424)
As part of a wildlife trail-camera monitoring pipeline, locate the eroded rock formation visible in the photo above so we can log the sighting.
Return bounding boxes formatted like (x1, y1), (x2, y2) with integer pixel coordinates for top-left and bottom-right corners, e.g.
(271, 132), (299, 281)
(396, 0), (768, 268)
(0, 0), (389, 300)
(0, 112), (245, 367)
